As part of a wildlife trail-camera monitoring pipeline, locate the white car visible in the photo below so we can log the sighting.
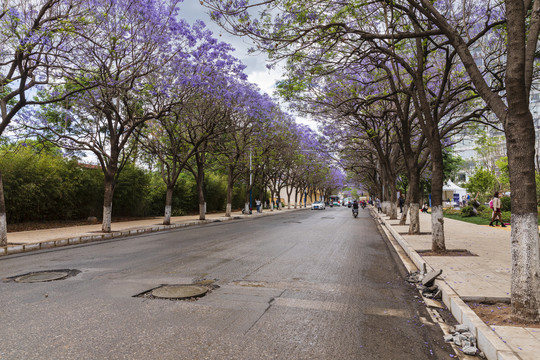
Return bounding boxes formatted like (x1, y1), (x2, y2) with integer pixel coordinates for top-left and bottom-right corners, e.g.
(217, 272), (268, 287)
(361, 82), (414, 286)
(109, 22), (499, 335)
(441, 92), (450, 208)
(311, 201), (326, 210)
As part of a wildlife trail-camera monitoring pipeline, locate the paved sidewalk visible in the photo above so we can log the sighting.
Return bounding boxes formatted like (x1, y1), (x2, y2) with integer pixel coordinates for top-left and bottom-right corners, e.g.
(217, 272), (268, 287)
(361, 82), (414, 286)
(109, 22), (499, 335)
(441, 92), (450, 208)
(375, 210), (539, 360)
(1, 208), (300, 255)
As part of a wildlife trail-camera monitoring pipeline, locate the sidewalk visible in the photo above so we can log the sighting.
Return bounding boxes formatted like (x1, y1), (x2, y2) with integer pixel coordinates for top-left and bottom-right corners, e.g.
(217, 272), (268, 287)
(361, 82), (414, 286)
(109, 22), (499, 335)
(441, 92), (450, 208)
(375, 210), (539, 360)
(1, 208), (301, 256)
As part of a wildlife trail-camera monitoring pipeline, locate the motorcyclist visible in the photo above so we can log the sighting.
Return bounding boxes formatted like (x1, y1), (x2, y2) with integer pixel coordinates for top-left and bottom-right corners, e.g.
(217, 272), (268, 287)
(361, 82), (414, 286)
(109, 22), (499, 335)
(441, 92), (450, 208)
(352, 200), (359, 213)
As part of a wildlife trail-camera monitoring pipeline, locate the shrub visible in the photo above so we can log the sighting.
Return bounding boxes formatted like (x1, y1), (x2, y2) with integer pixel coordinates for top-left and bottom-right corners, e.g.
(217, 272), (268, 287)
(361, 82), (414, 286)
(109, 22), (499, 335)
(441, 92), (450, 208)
(113, 164), (151, 217)
(443, 208), (460, 215)
(501, 211), (511, 223)
(460, 205), (476, 217)
(501, 196), (511, 212)
(477, 204), (488, 212)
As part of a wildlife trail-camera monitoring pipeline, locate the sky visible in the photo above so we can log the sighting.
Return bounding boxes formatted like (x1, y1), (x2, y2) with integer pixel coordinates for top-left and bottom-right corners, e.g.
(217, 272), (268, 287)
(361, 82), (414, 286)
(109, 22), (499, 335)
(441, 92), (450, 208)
(179, 1), (281, 98)
(178, 2), (315, 130)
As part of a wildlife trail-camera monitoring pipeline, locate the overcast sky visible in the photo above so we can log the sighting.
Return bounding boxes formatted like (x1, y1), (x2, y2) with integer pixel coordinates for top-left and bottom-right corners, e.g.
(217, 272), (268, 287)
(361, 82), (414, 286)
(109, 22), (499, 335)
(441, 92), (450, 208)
(178, 2), (316, 130)
(179, 1), (281, 97)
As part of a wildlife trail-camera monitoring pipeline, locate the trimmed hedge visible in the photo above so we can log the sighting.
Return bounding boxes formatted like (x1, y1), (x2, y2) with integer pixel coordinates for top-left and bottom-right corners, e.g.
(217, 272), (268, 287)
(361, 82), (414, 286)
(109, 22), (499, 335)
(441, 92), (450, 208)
(1, 146), (248, 223)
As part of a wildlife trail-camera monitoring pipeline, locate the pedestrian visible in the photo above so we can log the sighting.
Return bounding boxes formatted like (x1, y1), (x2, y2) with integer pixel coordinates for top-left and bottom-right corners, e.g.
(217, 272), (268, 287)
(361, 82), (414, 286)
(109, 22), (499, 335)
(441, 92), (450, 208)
(398, 195), (404, 213)
(421, 203), (429, 213)
(376, 198), (382, 213)
(489, 191), (505, 227)
(255, 199), (261, 213)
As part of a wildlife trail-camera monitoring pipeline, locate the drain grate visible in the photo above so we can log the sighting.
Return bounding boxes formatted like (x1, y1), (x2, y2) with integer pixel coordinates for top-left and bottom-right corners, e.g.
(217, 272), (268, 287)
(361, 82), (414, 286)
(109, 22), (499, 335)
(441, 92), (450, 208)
(3, 269), (80, 283)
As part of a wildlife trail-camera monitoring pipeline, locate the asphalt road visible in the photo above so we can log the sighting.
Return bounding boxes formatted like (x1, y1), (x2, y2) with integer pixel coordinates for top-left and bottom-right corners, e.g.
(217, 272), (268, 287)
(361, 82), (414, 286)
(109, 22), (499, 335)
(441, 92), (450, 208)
(0, 207), (456, 359)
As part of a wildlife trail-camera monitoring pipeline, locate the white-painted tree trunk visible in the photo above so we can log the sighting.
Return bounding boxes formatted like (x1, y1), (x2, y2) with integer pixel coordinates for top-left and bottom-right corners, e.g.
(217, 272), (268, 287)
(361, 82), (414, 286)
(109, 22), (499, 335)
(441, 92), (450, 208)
(511, 213), (540, 322)
(382, 201), (391, 214)
(409, 203), (420, 234)
(199, 203), (205, 220)
(0, 172), (6, 246)
(399, 204), (409, 225)
(163, 204), (172, 225)
(226, 203), (232, 217)
(102, 205), (112, 233)
(0, 212), (7, 247)
(389, 202), (398, 220)
(244, 202), (250, 215)
(430, 205), (445, 251)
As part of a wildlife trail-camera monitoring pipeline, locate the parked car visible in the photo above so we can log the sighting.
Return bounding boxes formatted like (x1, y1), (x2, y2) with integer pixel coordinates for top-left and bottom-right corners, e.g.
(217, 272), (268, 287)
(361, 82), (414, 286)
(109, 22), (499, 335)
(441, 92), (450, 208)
(311, 201), (326, 210)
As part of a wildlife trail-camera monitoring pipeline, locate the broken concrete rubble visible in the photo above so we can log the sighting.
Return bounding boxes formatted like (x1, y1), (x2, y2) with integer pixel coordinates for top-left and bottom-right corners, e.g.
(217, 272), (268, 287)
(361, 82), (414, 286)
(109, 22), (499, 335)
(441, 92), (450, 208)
(406, 270), (423, 283)
(421, 269), (443, 287)
(444, 324), (481, 357)
(421, 284), (442, 299)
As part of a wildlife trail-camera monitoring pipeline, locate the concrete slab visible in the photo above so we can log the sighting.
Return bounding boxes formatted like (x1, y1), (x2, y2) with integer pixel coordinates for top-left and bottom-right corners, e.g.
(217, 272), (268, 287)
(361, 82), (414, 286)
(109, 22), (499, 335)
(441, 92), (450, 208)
(492, 326), (540, 360)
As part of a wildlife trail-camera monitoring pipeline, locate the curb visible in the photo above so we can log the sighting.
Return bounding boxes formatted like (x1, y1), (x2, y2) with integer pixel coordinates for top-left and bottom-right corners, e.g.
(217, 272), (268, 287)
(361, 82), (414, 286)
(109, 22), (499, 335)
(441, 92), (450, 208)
(0, 208), (305, 257)
(374, 211), (520, 360)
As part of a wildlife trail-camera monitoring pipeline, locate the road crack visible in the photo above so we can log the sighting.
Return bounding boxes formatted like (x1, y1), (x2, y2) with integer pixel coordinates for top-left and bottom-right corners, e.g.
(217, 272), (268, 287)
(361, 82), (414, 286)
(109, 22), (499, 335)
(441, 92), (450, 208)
(244, 289), (286, 335)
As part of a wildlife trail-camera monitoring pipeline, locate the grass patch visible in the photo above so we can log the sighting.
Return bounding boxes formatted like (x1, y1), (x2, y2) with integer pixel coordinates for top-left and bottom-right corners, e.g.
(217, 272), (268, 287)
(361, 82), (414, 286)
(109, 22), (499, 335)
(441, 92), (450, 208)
(443, 213), (492, 225)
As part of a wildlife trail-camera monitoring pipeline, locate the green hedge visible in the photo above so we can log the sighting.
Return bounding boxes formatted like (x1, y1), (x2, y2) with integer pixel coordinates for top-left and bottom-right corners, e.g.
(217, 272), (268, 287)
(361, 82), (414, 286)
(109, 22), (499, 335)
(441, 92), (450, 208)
(1, 146), (248, 223)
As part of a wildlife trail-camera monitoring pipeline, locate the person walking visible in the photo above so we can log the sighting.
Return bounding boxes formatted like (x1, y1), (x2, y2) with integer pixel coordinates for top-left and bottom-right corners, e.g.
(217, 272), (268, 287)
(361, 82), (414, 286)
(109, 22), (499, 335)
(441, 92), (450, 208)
(376, 198), (382, 213)
(489, 192), (505, 227)
(398, 195), (404, 213)
(255, 199), (261, 214)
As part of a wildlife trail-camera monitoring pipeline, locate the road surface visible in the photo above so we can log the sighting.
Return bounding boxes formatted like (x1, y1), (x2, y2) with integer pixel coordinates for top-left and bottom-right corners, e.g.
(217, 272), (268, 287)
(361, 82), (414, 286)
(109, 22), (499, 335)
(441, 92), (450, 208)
(0, 207), (456, 359)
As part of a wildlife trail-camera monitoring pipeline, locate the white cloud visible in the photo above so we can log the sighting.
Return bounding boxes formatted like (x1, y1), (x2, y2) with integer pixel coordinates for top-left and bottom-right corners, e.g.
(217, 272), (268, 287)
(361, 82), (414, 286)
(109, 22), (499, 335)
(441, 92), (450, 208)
(247, 68), (281, 97)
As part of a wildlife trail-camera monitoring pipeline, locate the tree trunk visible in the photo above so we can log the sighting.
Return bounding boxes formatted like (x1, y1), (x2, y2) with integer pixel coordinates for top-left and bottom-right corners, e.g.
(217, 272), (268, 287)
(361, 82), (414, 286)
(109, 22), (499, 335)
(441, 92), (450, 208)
(287, 192), (291, 209)
(400, 203), (409, 225)
(409, 203), (420, 234)
(0, 172), (7, 247)
(430, 140), (446, 252)
(502, 0), (540, 322)
(244, 188), (250, 215)
(225, 168), (234, 217)
(408, 171), (422, 235)
(102, 175), (114, 233)
(389, 183), (398, 220)
(196, 163), (205, 221)
(163, 186), (173, 225)
(400, 189), (409, 225)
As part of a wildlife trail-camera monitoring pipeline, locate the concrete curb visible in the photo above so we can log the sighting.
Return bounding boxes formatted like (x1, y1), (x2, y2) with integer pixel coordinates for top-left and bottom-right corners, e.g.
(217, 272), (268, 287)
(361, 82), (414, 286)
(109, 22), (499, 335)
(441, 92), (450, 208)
(374, 211), (520, 360)
(0, 208), (306, 257)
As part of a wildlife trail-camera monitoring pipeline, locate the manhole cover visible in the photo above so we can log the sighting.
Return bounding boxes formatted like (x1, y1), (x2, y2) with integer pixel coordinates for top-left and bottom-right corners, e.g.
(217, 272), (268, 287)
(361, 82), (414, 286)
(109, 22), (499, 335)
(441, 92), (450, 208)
(15, 271), (69, 283)
(151, 285), (208, 299)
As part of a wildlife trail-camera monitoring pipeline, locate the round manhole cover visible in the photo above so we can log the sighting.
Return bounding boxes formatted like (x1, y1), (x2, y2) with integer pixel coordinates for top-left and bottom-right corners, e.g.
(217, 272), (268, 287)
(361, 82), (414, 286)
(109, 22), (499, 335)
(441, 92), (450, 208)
(15, 271), (69, 283)
(151, 285), (208, 299)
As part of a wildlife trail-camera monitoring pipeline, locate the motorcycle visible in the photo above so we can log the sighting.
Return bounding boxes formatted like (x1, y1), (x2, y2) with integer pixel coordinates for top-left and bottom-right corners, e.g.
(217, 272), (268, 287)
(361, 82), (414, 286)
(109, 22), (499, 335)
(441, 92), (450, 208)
(352, 208), (358, 218)
(361, 202), (366, 209)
